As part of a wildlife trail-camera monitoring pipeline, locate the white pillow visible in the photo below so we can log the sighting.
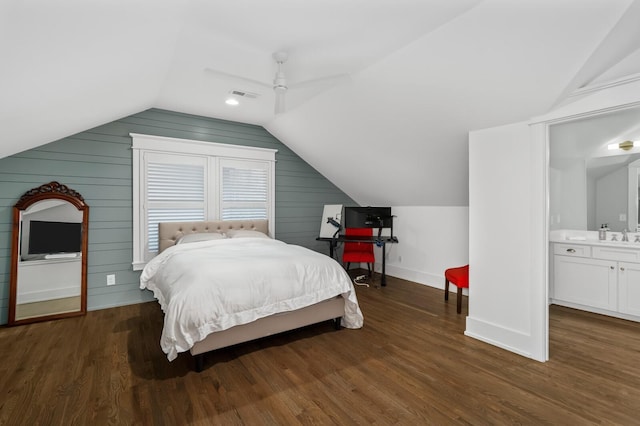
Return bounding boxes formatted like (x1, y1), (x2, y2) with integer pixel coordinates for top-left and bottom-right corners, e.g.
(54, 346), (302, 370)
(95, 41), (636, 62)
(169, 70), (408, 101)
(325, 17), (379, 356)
(176, 232), (226, 244)
(227, 229), (270, 239)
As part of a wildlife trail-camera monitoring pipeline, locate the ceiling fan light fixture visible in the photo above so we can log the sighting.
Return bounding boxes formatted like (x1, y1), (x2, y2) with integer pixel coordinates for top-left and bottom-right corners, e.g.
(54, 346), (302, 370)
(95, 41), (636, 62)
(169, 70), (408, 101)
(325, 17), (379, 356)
(208, 50), (343, 115)
(273, 69), (287, 89)
(273, 51), (289, 64)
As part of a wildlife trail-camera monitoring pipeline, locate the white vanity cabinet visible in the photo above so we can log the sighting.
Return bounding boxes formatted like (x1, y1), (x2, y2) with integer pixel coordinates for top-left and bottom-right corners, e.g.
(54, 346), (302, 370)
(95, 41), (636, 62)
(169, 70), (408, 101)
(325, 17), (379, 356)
(618, 261), (640, 316)
(551, 242), (640, 321)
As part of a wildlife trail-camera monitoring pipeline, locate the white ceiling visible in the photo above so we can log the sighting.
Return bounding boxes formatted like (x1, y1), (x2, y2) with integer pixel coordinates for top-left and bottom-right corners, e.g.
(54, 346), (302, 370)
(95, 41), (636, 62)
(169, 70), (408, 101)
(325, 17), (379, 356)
(2, 0), (640, 206)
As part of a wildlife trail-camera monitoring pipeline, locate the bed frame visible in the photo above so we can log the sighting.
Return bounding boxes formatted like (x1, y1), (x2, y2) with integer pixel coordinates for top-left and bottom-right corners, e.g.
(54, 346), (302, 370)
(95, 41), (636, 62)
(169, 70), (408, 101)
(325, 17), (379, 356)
(158, 220), (345, 372)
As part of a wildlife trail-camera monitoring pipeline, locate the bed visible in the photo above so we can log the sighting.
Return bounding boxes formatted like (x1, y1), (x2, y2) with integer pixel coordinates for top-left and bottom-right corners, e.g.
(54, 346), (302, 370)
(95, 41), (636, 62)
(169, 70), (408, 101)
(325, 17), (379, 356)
(140, 219), (363, 371)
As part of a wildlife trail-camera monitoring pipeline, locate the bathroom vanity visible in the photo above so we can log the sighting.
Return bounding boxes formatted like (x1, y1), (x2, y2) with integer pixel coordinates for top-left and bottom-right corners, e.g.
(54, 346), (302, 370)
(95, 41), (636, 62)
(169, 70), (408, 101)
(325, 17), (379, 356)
(550, 230), (640, 321)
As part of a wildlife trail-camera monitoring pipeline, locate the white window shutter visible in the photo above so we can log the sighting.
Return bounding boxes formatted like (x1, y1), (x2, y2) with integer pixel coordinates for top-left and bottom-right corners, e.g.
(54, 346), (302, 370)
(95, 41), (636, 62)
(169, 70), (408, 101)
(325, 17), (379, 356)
(220, 159), (269, 220)
(145, 155), (206, 255)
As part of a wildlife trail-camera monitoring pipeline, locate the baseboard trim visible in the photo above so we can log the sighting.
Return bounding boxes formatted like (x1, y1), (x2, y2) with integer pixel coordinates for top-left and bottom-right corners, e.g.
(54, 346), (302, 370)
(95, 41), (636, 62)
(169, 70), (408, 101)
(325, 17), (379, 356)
(380, 263), (468, 295)
(465, 315), (544, 362)
(87, 291), (155, 312)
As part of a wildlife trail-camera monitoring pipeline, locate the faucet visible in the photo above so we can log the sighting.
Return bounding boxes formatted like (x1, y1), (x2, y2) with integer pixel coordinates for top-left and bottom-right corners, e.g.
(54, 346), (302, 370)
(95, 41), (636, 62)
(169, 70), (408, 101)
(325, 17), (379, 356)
(622, 228), (629, 242)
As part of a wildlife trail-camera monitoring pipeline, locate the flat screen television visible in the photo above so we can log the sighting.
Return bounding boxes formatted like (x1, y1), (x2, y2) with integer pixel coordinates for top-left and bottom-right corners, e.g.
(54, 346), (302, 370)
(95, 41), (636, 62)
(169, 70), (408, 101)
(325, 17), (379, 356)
(344, 206), (393, 229)
(28, 220), (82, 255)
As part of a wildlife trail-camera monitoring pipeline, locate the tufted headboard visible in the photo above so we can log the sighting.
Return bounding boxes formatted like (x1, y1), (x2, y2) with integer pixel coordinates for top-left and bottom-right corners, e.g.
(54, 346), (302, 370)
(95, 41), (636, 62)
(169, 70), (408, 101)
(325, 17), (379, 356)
(158, 219), (269, 253)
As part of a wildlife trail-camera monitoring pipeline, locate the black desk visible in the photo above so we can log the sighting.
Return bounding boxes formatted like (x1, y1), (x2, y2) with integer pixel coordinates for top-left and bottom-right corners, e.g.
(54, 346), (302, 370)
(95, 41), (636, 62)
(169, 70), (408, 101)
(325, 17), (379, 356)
(316, 235), (399, 286)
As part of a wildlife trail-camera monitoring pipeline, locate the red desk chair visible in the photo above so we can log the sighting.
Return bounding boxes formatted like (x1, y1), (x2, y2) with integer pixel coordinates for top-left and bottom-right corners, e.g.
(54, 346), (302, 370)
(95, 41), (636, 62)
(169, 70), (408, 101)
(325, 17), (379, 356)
(444, 264), (469, 314)
(342, 227), (375, 276)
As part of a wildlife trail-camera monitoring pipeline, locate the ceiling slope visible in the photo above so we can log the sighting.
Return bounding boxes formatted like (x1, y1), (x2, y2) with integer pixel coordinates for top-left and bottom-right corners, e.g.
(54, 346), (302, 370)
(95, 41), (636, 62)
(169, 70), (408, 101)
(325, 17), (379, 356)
(267, 0), (638, 206)
(2, 0), (640, 207)
(552, 0), (640, 107)
(0, 1), (184, 159)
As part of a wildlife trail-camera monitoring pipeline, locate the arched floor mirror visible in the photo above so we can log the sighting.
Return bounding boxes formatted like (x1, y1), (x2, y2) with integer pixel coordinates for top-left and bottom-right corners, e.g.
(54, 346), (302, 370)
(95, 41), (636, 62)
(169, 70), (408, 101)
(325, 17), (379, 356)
(8, 182), (89, 325)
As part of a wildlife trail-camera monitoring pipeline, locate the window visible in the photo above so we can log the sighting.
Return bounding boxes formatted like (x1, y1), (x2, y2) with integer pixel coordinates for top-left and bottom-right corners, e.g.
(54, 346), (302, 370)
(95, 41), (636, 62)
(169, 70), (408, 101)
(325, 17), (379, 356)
(145, 154), (206, 253)
(131, 133), (276, 270)
(220, 158), (269, 220)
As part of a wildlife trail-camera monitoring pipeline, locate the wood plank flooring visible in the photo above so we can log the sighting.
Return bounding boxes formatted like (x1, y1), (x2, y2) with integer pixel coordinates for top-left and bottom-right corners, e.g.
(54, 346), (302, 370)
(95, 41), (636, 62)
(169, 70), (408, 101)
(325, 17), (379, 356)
(1, 273), (639, 425)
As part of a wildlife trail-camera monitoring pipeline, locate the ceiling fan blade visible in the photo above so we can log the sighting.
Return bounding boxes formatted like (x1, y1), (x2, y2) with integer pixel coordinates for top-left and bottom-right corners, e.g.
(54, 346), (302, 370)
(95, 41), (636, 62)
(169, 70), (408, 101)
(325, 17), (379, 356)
(274, 91), (286, 114)
(289, 73), (352, 90)
(204, 67), (271, 89)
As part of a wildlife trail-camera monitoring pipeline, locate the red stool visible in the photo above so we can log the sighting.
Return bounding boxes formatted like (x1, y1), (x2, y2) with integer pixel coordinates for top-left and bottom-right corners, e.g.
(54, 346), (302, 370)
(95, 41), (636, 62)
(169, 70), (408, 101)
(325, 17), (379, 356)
(444, 265), (469, 314)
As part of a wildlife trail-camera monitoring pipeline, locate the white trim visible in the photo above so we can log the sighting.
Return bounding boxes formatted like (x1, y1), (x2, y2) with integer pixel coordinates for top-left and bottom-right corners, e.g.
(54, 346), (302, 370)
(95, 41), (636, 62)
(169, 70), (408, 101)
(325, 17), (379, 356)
(530, 122), (549, 362)
(530, 78), (640, 125)
(132, 147), (143, 269)
(130, 133), (278, 161)
(531, 102), (640, 126)
(464, 317), (539, 361)
(567, 72), (640, 99)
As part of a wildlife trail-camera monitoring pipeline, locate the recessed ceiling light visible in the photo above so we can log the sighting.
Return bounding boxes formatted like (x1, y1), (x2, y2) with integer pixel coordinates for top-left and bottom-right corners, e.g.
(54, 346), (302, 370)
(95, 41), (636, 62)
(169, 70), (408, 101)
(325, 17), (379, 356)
(225, 98), (239, 106)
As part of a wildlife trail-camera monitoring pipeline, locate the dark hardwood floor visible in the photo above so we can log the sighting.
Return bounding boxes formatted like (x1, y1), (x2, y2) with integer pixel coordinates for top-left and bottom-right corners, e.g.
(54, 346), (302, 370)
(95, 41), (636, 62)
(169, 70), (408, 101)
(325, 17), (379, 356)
(1, 273), (639, 425)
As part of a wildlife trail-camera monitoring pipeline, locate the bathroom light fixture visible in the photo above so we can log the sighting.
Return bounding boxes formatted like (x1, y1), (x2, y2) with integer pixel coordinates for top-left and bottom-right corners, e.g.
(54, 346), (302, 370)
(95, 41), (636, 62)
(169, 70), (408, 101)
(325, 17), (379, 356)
(607, 140), (639, 150)
(225, 97), (239, 106)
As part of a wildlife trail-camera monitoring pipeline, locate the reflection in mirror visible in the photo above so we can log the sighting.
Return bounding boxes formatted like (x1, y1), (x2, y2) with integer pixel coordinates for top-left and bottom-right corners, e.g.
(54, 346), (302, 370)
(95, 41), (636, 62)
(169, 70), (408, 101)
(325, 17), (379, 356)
(630, 159), (640, 232)
(586, 153), (640, 232)
(8, 182), (89, 326)
(549, 105), (640, 232)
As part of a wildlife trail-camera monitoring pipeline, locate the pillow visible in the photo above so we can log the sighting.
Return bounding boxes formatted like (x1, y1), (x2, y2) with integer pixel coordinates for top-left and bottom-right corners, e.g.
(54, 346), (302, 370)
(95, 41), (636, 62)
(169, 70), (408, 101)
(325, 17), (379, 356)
(226, 229), (270, 239)
(176, 232), (226, 245)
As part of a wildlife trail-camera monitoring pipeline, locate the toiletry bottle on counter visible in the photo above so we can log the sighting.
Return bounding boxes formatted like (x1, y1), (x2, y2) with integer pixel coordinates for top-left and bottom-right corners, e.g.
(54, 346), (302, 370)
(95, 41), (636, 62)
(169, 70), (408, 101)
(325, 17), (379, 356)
(599, 224), (607, 240)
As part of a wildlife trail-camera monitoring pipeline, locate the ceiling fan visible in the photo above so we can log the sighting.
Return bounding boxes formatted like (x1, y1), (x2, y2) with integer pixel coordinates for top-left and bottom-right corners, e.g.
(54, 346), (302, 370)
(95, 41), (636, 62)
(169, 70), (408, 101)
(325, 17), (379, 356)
(205, 51), (349, 114)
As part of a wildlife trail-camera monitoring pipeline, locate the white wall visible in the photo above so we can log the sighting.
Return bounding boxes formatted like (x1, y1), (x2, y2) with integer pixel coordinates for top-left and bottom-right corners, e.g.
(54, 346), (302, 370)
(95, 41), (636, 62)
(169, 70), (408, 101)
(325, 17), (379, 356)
(17, 258), (81, 303)
(381, 206), (469, 290)
(595, 167), (628, 231)
(467, 121), (547, 361)
(549, 160), (588, 230)
(587, 174), (597, 231)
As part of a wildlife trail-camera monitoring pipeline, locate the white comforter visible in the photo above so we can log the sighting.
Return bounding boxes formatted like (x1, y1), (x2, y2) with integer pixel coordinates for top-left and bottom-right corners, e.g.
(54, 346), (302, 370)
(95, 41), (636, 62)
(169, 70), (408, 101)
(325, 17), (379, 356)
(140, 237), (364, 361)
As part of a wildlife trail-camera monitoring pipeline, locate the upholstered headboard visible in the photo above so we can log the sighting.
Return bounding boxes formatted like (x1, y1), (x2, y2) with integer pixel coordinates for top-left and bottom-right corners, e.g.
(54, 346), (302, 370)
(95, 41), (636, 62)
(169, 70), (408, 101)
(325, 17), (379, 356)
(158, 219), (269, 253)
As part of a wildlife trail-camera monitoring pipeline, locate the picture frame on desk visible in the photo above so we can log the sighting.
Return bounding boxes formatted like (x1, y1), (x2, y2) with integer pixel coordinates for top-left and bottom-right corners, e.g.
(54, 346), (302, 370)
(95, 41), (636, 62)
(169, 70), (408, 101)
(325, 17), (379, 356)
(319, 204), (343, 238)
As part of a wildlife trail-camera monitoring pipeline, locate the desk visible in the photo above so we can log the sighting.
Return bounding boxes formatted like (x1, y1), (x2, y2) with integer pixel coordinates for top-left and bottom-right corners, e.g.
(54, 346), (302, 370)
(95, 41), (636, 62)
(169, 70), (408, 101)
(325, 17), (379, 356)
(316, 235), (399, 286)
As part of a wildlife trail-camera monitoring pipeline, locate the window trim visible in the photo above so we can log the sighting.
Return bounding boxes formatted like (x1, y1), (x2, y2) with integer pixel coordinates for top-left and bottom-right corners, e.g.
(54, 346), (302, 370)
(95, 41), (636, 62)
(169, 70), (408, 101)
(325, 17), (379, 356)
(131, 133), (277, 271)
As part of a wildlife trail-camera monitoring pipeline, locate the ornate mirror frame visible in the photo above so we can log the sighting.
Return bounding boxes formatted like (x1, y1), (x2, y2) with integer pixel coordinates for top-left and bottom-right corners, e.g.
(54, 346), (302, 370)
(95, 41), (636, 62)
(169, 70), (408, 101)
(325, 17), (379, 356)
(8, 181), (89, 325)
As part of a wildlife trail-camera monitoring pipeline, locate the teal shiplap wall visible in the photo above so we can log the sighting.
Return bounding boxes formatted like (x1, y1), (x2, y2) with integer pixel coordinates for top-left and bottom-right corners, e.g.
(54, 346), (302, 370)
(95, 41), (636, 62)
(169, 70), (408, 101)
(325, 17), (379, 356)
(0, 109), (355, 324)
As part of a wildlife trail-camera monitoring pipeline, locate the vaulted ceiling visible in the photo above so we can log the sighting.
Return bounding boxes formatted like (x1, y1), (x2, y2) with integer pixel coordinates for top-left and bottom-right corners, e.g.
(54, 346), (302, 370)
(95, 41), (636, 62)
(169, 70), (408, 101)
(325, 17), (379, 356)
(2, 0), (640, 206)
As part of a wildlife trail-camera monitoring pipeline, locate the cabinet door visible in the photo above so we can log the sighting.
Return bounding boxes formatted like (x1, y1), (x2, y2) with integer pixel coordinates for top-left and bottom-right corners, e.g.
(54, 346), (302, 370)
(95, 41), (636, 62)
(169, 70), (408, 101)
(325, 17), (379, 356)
(618, 262), (640, 316)
(553, 255), (617, 310)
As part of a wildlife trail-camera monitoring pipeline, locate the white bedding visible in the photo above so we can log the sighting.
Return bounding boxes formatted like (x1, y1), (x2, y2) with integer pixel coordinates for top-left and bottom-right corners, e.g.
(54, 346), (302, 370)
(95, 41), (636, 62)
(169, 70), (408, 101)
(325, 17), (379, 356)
(140, 237), (364, 361)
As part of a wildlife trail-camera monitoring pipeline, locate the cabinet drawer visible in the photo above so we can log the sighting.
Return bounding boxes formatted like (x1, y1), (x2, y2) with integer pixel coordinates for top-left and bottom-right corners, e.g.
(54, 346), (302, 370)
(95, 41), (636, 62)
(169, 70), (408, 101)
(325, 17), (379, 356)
(593, 247), (640, 263)
(553, 244), (591, 258)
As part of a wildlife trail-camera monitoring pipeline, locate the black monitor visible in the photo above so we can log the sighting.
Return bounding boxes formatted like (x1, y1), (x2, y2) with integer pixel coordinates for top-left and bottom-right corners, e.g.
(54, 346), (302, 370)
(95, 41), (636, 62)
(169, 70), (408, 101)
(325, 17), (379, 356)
(344, 206), (393, 229)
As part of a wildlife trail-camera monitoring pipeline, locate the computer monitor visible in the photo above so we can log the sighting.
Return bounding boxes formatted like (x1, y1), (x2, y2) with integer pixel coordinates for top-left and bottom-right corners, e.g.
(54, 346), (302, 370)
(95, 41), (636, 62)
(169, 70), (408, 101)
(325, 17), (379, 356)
(344, 206), (393, 229)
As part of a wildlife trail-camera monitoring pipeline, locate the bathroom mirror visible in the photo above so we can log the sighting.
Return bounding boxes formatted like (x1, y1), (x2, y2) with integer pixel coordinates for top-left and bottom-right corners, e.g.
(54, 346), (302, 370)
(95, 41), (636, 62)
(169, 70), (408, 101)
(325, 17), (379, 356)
(549, 105), (640, 232)
(8, 182), (89, 325)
